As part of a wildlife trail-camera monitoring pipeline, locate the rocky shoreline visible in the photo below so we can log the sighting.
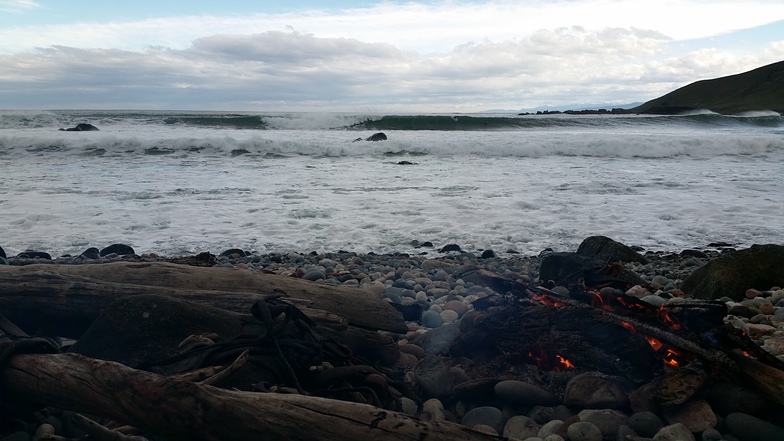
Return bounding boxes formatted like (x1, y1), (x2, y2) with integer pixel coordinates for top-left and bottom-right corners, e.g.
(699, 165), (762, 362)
(2, 238), (784, 441)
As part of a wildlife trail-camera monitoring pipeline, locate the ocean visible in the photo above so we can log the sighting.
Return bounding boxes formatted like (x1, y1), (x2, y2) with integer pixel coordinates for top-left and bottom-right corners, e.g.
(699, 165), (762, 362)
(1, 110), (782, 258)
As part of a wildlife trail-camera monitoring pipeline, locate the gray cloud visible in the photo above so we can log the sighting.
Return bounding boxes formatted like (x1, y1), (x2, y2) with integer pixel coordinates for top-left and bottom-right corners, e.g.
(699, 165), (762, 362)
(1, 26), (782, 111)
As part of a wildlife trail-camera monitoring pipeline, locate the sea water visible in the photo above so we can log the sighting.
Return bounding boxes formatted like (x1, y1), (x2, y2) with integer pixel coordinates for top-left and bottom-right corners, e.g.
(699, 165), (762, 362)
(1, 110), (782, 258)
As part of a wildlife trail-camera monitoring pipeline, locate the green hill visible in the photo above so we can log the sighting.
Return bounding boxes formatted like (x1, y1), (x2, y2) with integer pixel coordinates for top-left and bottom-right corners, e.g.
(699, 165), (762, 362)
(630, 60), (784, 115)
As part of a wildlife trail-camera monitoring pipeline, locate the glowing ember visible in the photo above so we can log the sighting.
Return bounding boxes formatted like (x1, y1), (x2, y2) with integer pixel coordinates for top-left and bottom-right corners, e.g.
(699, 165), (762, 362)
(527, 350), (576, 371)
(530, 293), (565, 308)
(556, 355), (575, 369)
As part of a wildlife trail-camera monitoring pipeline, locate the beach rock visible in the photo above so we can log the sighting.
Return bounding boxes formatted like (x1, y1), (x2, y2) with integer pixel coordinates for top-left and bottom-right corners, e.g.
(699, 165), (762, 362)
(495, 380), (558, 406)
(366, 132), (387, 141)
(539, 252), (601, 285)
(701, 428), (723, 441)
(481, 249), (496, 259)
(681, 244), (784, 301)
(59, 123), (99, 131)
(662, 399), (716, 433)
(401, 397), (417, 416)
(725, 412), (784, 441)
(420, 398), (445, 422)
(538, 420), (564, 438)
(443, 299), (469, 317)
(462, 406), (505, 434)
(80, 247), (100, 259)
(503, 415), (540, 440)
(0, 245), (5, 258)
(399, 343), (425, 359)
(301, 269), (326, 281)
(563, 373), (629, 409)
(219, 248), (247, 258)
(413, 356), (470, 399)
(576, 235), (649, 264)
(652, 423), (695, 441)
(566, 421), (603, 441)
(577, 409), (629, 438)
(99, 243), (135, 257)
(439, 243), (462, 253)
(422, 309), (444, 328)
(629, 411), (664, 438)
(17, 251), (52, 260)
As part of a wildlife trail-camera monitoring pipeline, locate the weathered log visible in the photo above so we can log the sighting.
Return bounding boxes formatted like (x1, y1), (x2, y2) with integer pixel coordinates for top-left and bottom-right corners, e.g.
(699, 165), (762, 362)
(0, 352), (502, 441)
(0, 262), (406, 337)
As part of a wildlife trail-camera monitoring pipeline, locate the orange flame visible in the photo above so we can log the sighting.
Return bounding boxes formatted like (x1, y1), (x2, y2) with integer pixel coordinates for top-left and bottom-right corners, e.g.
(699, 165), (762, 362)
(657, 306), (682, 330)
(531, 293), (565, 308)
(556, 354), (575, 369)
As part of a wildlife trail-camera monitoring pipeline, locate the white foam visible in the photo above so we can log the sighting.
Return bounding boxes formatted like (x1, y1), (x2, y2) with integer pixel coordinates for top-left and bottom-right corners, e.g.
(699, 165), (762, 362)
(1, 112), (783, 257)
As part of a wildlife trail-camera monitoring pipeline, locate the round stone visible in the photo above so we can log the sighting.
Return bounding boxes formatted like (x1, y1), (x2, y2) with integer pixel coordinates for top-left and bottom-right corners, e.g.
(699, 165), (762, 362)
(440, 309), (459, 323)
(725, 412), (784, 441)
(563, 373), (629, 409)
(422, 310), (444, 328)
(566, 422), (602, 441)
(495, 380), (558, 406)
(503, 415), (540, 440)
(462, 406), (505, 434)
(577, 409), (629, 439)
(629, 411), (664, 438)
(302, 270), (326, 281)
(443, 300), (469, 317)
(652, 423), (695, 441)
(420, 398), (445, 422)
(538, 420), (564, 438)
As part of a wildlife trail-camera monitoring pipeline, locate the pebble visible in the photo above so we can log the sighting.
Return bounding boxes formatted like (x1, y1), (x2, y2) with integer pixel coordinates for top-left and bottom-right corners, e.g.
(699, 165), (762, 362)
(462, 406), (506, 435)
(538, 420), (564, 438)
(652, 423), (695, 441)
(577, 409), (629, 439)
(495, 380), (558, 406)
(566, 422), (602, 441)
(420, 398), (446, 422)
(421, 310), (444, 328)
(563, 373), (629, 409)
(629, 411), (664, 438)
(725, 412), (784, 441)
(503, 415), (540, 440)
(662, 399), (716, 433)
(6, 244), (784, 441)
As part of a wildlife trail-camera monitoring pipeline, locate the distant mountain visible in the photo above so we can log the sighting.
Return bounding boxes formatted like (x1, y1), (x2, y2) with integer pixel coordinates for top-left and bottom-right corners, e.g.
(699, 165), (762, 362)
(631, 60), (784, 115)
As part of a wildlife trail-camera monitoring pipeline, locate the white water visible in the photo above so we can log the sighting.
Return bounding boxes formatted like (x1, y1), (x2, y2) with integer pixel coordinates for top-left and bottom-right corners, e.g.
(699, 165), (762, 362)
(1, 111), (782, 257)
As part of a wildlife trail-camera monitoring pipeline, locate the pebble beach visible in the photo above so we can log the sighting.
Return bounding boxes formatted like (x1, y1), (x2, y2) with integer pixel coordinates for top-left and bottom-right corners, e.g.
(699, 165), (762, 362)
(2, 240), (784, 441)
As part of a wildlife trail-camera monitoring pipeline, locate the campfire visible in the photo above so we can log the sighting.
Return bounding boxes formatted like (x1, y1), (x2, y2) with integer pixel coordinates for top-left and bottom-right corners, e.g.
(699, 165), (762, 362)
(451, 269), (784, 409)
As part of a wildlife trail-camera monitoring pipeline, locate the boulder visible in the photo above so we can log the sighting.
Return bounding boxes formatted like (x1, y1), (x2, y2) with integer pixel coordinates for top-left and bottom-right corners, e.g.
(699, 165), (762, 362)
(539, 252), (645, 288)
(99, 243), (136, 257)
(59, 123), (99, 131)
(576, 236), (648, 264)
(353, 132), (387, 142)
(681, 244), (784, 301)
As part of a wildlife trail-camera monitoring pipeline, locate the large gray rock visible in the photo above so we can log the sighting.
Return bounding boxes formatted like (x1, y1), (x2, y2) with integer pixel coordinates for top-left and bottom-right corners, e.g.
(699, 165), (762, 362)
(682, 244), (784, 301)
(576, 235), (648, 264)
(725, 412), (784, 441)
(503, 415), (540, 440)
(461, 406), (505, 434)
(563, 373), (630, 409)
(652, 423), (695, 441)
(494, 380), (558, 406)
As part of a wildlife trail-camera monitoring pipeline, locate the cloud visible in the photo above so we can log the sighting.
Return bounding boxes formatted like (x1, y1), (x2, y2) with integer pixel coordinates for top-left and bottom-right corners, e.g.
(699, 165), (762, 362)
(1, 2), (783, 111)
(0, 0), (39, 13)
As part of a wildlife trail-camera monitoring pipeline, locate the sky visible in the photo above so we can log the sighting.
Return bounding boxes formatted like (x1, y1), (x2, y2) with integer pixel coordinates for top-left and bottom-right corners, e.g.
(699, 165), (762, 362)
(1, 0), (783, 112)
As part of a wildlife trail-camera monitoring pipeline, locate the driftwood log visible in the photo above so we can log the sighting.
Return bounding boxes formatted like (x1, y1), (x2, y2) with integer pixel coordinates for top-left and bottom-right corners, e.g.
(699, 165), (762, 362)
(0, 262), (406, 338)
(0, 352), (502, 441)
